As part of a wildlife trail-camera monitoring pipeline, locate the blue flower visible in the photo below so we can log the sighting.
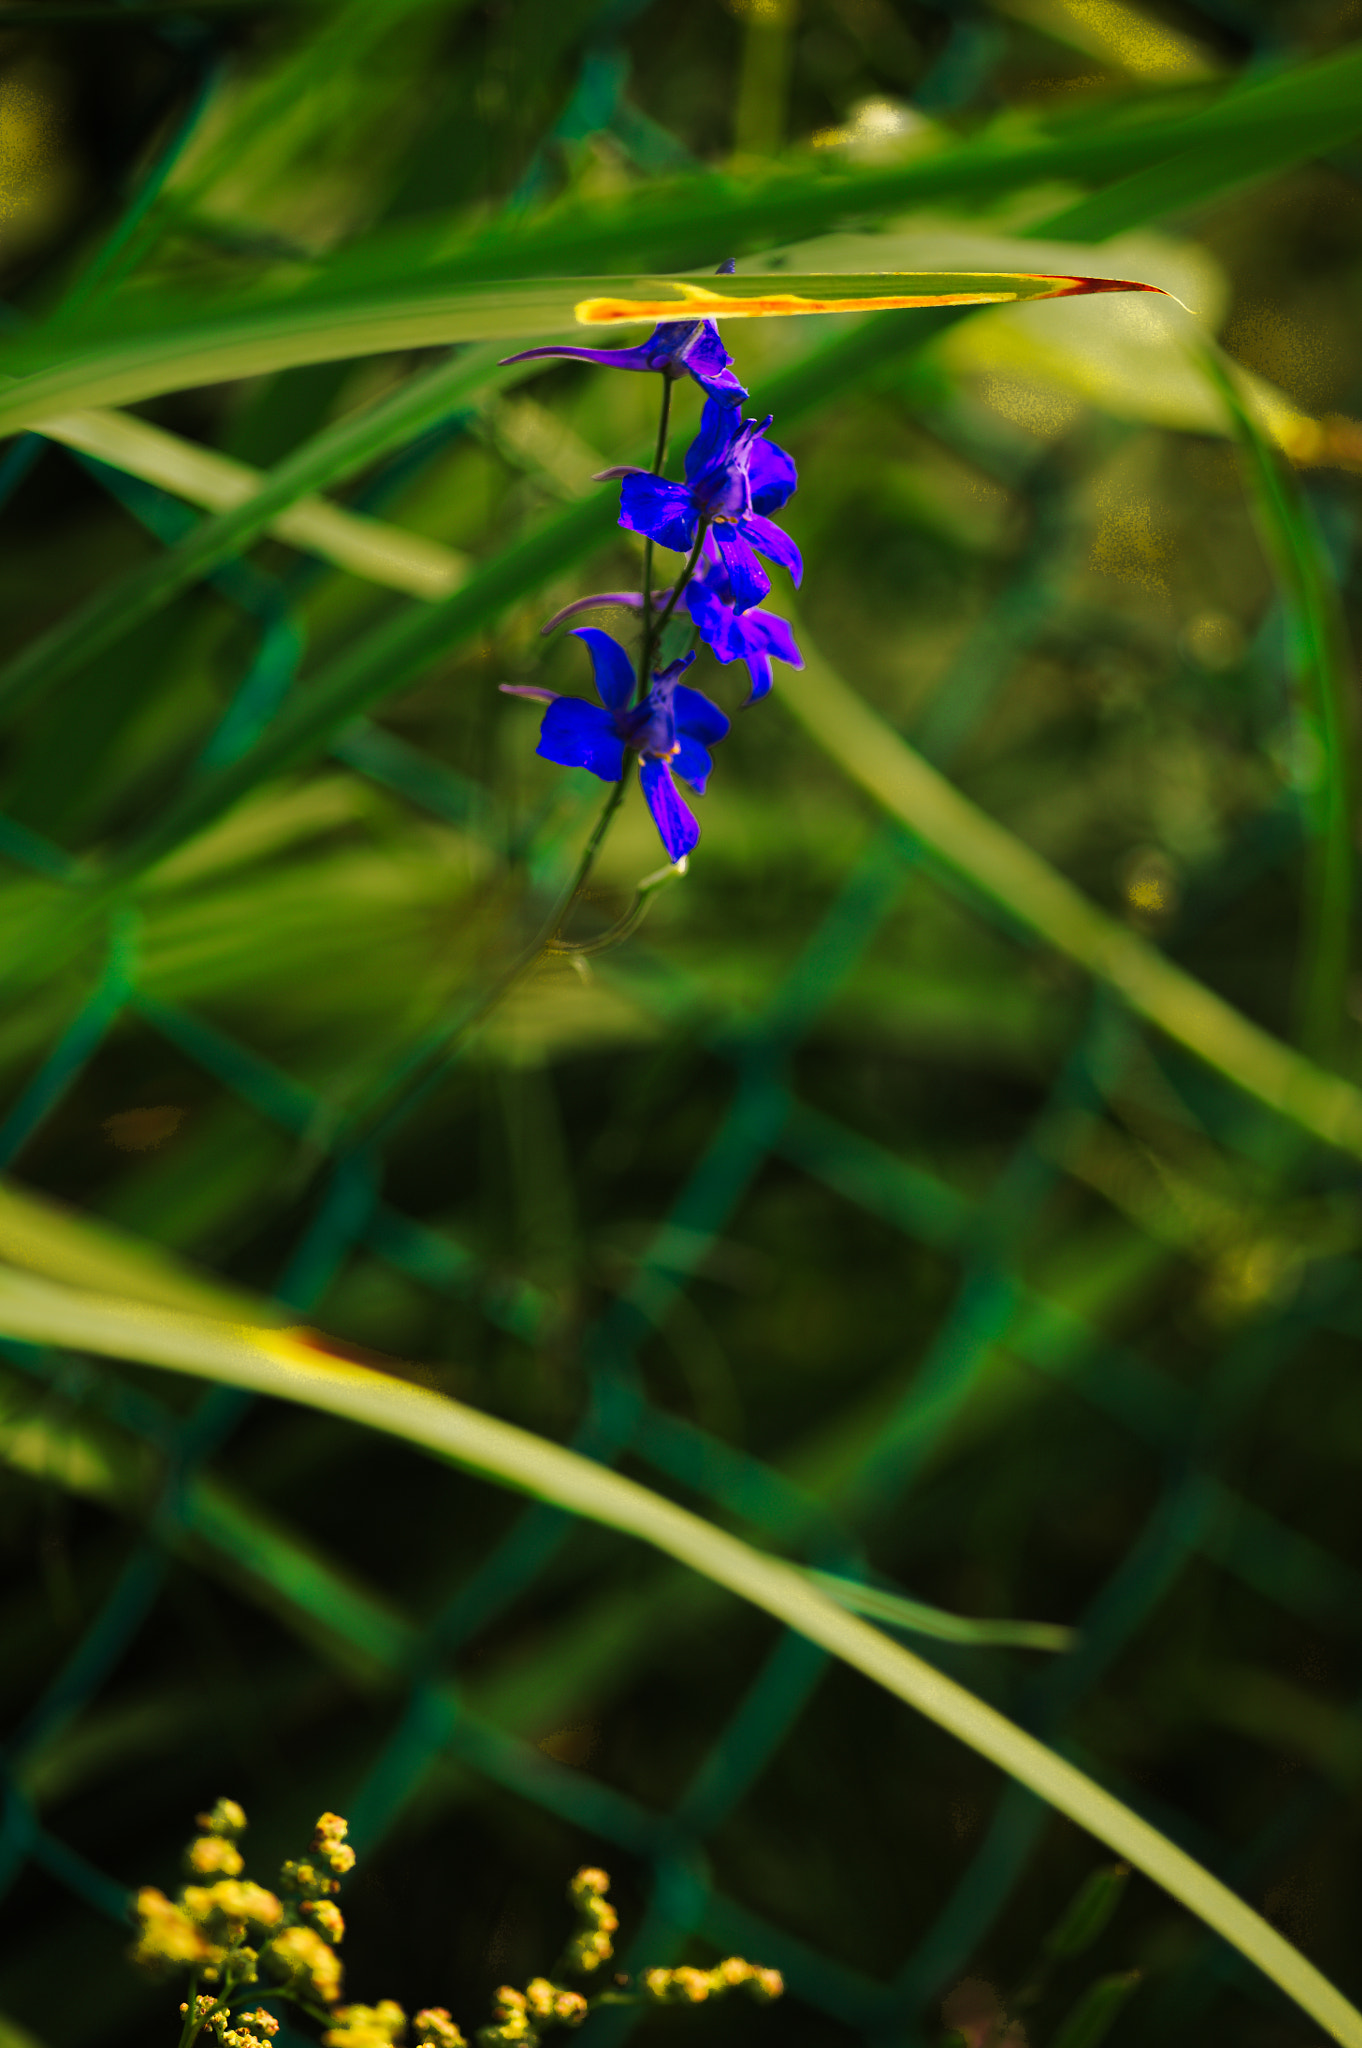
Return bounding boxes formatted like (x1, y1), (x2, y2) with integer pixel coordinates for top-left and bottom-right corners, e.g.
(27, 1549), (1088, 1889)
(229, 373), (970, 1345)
(684, 545), (803, 704)
(602, 398), (801, 613)
(499, 319), (747, 408)
(501, 628), (730, 862)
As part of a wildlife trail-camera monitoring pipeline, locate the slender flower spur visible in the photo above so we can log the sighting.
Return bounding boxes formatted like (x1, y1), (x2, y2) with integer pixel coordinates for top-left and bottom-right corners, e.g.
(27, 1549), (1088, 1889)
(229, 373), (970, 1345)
(601, 397), (802, 612)
(499, 318), (747, 407)
(501, 628), (729, 861)
(499, 259), (748, 407)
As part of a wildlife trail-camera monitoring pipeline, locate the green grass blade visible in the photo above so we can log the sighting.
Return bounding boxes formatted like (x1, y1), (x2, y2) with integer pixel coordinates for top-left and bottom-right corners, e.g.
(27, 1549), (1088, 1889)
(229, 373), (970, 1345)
(1199, 347), (1356, 1070)
(0, 341), (512, 720)
(42, 407), (467, 597)
(0, 1266), (1357, 2048)
(806, 1569), (1075, 1650)
(775, 621), (1362, 1162)
(1046, 1971), (1142, 2048)
(0, 273), (1159, 435)
(81, 37), (1359, 306)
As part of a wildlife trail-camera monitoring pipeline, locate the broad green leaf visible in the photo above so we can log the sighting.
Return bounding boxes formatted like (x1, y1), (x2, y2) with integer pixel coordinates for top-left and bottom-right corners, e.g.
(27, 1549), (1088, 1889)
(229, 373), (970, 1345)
(0, 1263), (1357, 2048)
(0, 272), (1165, 436)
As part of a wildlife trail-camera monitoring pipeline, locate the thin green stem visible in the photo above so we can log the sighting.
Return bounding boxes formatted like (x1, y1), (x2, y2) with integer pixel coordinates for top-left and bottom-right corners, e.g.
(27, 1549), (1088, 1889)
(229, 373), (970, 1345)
(653, 517), (711, 641)
(638, 375), (675, 698)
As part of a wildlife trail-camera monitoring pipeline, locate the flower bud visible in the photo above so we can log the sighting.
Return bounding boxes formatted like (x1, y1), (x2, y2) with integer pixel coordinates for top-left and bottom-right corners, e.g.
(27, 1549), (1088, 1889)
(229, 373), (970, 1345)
(413, 2010), (466, 2048)
(197, 1800), (248, 1840)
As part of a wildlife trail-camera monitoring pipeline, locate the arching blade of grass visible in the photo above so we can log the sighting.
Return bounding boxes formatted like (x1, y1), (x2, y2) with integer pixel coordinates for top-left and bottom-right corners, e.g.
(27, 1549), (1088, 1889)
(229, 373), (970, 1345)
(775, 621), (1362, 1164)
(37, 409), (468, 599)
(0, 341), (517, 720)
(0, 1264), (1357, 2048)
(0, 272), (1161, 438)
(1199, 348), (1357, 1071)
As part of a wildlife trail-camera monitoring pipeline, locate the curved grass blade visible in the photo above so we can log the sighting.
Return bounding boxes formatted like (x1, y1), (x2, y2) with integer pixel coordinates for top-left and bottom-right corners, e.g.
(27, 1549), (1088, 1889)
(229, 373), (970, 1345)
(0, 340), (514, 721)
(0, 1264), (1357, 2048)
(775, 619), (1362, 1164)
(1199, 347), (1357, 1070)
(806, 1568), (1074, 1650)
(40, 407), (467, 598)
(0, 273), (1162, 437)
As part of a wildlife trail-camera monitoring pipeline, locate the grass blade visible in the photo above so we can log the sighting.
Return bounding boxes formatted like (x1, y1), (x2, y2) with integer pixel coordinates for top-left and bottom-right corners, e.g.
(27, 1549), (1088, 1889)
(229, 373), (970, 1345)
(1199, 347), (1357, 1069)
(0, 341), (514, 720)
(0, 1265), (1357, 2048)
(39, 408), (467, 598)
(0, 273), (1161, 437)
(806, 1569), (1075, 1650)
(775, 620), (1362, 1162)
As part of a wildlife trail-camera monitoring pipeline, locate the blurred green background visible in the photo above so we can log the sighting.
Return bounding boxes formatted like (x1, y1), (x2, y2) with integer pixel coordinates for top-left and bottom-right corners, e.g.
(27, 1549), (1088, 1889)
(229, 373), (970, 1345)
(2, 1), (1362, 2045)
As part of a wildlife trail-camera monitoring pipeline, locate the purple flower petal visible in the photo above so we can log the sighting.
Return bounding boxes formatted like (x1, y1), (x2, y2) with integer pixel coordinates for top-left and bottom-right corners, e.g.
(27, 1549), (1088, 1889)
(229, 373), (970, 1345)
(640, 756), (701, 861)
(571, 627), (635, 713)
(740, 649), (774, 703)
(537, 697), (626, 782)
(673, 684), (730, 749)
(747, 436), (799, 516)
(618, 472), (697, 554)
(684, 397), (741, 487)
(740, 512), (803, 587)
(711, 524), (771, 612)
(677, 324), (747, 406)
(672, 735), (714, 792)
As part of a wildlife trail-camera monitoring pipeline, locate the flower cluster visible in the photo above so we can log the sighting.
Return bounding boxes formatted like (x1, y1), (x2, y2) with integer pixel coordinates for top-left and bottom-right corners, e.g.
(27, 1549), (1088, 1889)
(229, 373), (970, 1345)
(130, 1802), (353, 2039)
(500, 286), (803, 866)
(134, 1811), (781, 2048)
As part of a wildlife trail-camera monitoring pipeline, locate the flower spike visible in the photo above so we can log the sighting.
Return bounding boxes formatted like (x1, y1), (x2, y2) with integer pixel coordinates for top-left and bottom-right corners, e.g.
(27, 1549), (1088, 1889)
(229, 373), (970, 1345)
(500, 630), (729, 861)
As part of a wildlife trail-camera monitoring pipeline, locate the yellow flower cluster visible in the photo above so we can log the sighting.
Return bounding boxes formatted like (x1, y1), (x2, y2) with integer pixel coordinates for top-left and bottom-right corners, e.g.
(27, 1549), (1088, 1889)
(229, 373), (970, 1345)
(560, 1868), (617, 1977)
(477, 1980), (589, 2048)
(134, 1807), (782, 2048)
(130, 1801), (353, 2021)
(324, 1999), (408, 2048)
(322, 2003), (469, 2048)
(643, 1959), (783, 2006)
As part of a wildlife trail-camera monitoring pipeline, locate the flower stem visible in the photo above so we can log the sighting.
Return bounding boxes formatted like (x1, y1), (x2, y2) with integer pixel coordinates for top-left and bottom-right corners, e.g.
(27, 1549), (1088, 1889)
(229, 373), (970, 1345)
(654, 517), (711, 638)
(638, 376), (674, 698)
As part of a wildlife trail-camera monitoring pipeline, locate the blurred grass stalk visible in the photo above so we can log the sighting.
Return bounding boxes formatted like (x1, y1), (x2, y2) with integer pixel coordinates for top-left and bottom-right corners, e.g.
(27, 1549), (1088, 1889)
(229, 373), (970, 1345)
(1200, 348), (1358, 1073)
(733, 0), (797, 160)
(777, 622), (1362, 1160)
(0, 1264), (1356, 2048)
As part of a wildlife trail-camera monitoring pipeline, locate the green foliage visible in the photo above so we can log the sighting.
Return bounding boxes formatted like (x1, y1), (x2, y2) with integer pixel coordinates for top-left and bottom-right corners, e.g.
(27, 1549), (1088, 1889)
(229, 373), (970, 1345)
(4, 7), (1362, 2048)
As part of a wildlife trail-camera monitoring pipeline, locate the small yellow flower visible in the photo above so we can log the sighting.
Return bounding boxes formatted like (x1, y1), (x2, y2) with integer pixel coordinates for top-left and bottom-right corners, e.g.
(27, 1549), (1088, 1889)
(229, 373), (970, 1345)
(186, 1837), (246, 1878)
(413, 2010), (465, 2048)
(129, 1888), (221, 1974)
(324, 2001), (406, 2048)
(265, 1924), (344, 2006)
(197, 1800), (248, 1840)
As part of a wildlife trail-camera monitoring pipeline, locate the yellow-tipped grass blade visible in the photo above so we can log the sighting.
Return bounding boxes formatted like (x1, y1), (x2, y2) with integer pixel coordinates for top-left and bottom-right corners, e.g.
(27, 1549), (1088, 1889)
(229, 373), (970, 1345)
(0, 271), (1165, 437)
(573, 271), (1169, 326)
(0, 1261), (1358, 2048)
